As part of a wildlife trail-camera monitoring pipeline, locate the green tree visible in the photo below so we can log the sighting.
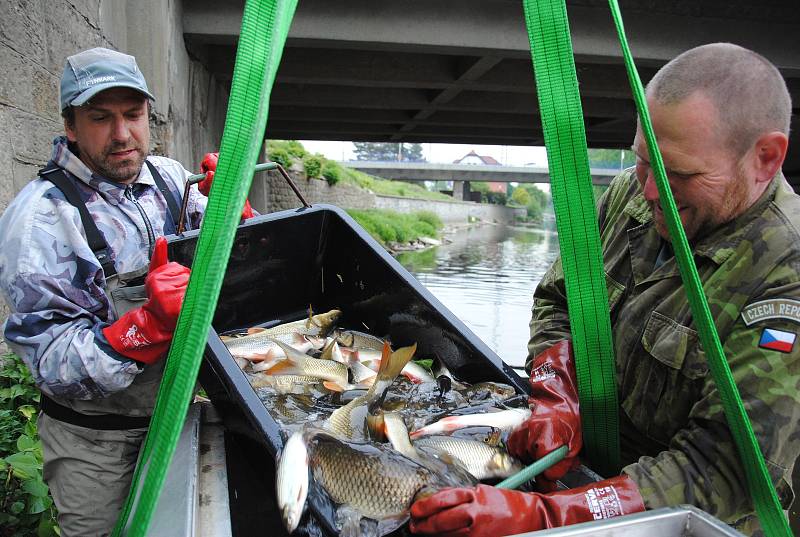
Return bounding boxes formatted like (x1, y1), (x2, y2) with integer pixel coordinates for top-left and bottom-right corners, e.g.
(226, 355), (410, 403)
(511, 186), (531, 205)
(352, 142), (426, 162)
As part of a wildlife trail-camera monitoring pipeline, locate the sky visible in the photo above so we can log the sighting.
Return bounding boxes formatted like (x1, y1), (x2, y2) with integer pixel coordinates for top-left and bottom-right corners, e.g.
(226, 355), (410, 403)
(299, 140), (550, 168)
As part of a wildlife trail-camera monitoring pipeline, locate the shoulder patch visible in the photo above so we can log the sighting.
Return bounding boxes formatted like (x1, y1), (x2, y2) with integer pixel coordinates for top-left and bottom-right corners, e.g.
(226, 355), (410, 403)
(758, 328), (796, 353)
(741, 299), (800, 326)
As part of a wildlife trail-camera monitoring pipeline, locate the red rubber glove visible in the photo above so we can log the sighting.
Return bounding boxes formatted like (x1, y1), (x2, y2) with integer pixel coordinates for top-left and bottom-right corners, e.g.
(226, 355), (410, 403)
(506, 340), (582, 488)
(102, 237), (190, 364)
(199, 152), (255, 219)
(410, 476), (645, 537)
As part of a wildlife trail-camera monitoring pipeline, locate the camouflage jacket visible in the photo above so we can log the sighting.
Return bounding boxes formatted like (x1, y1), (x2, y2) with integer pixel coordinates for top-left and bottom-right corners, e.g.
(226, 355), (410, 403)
(530, 169), (800, 534)
(0, 136), (206, 401)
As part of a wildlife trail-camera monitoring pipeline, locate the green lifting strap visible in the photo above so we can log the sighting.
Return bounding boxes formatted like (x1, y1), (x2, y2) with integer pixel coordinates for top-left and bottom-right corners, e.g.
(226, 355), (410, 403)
(521, 0), (620, 476)
(111, 0), (298, 535)
(608, 2), (791, 535)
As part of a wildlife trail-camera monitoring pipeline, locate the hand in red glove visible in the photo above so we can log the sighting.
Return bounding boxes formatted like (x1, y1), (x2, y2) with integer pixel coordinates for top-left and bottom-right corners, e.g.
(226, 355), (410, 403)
(410, 476), (645, 537)
(198, 152), (255, 219)
(506, 340), (582, 488)
(102, 237), (190, 364)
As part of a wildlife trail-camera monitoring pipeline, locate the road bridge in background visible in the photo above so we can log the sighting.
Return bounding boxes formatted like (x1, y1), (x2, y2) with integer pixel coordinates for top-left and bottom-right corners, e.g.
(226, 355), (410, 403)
(342, 161), (621, 185)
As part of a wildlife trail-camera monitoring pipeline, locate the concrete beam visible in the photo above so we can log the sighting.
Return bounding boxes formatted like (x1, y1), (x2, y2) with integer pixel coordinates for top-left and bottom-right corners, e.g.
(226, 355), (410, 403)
(343, 161), (620, 185)
(183, 0), (800, 72)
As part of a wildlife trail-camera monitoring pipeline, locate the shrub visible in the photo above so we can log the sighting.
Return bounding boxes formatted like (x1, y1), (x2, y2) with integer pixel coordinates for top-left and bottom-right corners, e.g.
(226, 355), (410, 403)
(322, 161), (343, 186)
(303, 154), (323, 179)
(266, 140), (308, 160)
(267, 147), (293, 169)
(0, 355), (59, 536)
(415, 210), (443, 231)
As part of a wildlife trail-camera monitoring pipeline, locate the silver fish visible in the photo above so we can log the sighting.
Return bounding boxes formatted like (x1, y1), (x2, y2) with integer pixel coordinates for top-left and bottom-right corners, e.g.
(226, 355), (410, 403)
(413, 435), (524, 480)
(325, 343), (416, 439)
(276, 431), (310, 533)
(410, 407), (532, 439)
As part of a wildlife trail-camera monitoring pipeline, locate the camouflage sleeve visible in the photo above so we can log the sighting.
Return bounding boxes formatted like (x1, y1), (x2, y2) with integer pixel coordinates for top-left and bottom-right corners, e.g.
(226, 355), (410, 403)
(526, 173), (629, 371)
(0, 181), (142, 399)
(623, 280), (800, 528)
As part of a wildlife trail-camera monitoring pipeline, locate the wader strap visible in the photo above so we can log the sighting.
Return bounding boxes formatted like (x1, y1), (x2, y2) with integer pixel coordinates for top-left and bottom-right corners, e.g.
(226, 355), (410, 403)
(145, 160), (182, 227)
(40, 394), (150, 430)
(39, 165), (117, 278)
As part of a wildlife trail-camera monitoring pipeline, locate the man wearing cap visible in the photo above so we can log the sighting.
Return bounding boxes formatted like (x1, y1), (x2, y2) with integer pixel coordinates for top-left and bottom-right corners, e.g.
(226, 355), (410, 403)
(410, 44), (799, 535)
(0, 48), (212, 536)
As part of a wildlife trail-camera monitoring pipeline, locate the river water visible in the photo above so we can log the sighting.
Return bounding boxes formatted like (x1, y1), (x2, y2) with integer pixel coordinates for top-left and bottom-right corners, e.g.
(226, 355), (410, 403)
(396, 224), (559, 369)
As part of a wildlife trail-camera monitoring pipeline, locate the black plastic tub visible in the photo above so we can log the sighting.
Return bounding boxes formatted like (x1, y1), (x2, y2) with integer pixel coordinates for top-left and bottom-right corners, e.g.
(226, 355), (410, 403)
(167, 204), (531, 536)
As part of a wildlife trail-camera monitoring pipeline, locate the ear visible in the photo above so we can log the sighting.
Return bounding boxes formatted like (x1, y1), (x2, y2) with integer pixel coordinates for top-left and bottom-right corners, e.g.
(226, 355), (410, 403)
(751, 131), (788, 184)
(64, 118), (78, 143)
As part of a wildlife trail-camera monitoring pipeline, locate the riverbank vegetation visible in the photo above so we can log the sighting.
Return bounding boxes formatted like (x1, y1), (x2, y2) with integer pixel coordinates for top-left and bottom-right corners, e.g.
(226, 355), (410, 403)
(0, 354), (59, 537)
(266, 140), (452, 202)
(346, 209), (443, 247)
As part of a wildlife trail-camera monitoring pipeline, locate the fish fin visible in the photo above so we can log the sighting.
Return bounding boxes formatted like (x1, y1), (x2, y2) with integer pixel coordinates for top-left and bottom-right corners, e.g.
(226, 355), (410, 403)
(264, 361), (302, 375)
(320, 338), (335, 360)
(220, 335), (232, 341)
(323, 380), (346, 392)
(356, 376), (376, 389)
(305, 304), (319, 329)
(273, 339), (307, 366)
(376, 343), (417, 383)
(246, 349), (277, 362)
(247, 327), (267, 335)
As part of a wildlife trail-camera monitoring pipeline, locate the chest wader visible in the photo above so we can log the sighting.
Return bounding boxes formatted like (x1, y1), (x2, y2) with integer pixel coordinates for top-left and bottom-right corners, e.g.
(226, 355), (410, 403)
(37, 162), (183, 429)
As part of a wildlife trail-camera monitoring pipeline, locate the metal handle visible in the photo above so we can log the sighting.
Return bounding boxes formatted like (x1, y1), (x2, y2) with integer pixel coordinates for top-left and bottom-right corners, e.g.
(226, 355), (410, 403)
(495, 445), (568, 490)
(177, 162), (311, 233)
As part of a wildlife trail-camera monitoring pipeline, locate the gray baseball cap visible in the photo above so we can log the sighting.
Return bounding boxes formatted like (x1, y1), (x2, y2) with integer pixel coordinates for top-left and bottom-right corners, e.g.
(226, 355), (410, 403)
(60, 47), (155, 111)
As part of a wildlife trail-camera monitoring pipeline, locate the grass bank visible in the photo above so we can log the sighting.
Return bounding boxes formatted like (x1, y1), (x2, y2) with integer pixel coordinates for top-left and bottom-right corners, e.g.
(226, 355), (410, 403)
(346, 209), (443, 246)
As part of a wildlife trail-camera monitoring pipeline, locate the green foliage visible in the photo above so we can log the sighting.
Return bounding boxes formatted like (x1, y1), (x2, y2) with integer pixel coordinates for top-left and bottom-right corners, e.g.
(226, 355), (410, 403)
(484, 192), (507, 205)
(267, 147), (293, 169)
(322, 161), (343, 186)
(263, 140), (452, 201)
(267, 140), (308, 160)
(346, 209), (444, 245)
(415, 210), (443, 230)
(0, 355), (59, 536)
(303, 154), (323, 179)
(510, 187), (531, 206)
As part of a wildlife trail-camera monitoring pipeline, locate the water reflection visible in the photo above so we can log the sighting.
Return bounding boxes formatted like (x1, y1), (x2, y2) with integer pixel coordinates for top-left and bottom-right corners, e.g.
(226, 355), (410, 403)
(397, 224), (559, 368)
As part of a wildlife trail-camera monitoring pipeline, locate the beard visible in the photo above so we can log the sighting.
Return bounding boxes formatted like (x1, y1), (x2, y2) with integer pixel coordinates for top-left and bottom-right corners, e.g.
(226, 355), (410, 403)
(83, 141), (146, 183)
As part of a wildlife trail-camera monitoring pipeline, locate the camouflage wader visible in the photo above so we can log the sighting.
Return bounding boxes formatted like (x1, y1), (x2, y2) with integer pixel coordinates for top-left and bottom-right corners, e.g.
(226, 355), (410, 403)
(529, 169), (800, 535)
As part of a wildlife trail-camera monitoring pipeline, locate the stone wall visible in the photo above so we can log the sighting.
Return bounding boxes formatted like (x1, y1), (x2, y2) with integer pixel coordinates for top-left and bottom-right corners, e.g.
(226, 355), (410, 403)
(259, 166), (377, 213)
(0, 0), (229, 352)
(374, 195), (524, 224)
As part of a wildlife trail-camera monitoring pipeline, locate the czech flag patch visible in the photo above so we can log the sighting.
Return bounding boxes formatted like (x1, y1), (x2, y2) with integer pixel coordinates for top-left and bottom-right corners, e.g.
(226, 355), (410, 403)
(758, 328), (796, 353)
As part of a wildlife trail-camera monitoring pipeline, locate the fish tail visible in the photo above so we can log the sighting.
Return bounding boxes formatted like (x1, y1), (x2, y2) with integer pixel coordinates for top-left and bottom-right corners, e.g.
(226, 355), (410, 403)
(376, 342), (417, 383)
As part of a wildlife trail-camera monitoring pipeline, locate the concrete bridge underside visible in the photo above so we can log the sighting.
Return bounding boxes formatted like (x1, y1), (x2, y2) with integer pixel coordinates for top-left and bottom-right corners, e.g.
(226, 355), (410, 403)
(182, 0), (800, 185)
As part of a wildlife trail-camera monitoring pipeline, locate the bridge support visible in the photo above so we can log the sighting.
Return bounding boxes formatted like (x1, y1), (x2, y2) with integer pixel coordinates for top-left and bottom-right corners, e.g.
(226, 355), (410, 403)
(453, 180), (471, 201)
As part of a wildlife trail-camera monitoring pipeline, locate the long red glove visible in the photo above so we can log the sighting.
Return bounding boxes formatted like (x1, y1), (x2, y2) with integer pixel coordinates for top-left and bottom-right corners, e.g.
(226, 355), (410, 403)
(199, 152), (255, 219)
(102, 237), (190, 364)
(410, 476), (645, 537)
(506, 340), (582, 487)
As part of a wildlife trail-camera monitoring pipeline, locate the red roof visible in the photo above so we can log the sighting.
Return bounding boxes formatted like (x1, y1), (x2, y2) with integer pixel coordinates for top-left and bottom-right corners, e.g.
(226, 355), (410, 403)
(453, 150), (501, 165)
